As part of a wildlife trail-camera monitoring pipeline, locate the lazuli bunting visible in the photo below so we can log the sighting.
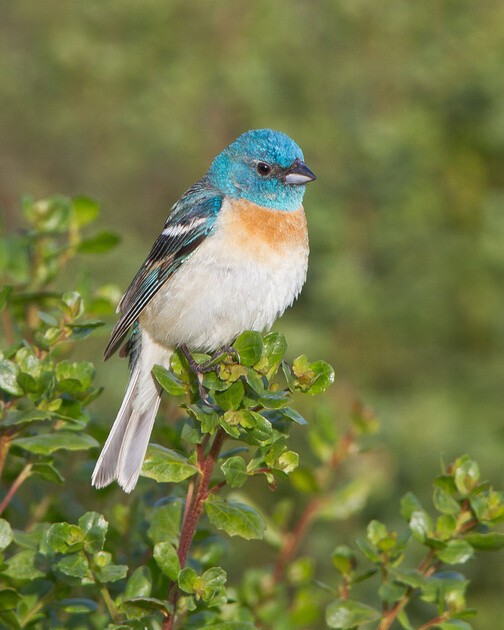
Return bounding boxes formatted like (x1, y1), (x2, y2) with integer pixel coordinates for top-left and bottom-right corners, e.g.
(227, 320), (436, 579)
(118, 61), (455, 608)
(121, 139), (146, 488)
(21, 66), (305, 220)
(92, 129), (316, 492)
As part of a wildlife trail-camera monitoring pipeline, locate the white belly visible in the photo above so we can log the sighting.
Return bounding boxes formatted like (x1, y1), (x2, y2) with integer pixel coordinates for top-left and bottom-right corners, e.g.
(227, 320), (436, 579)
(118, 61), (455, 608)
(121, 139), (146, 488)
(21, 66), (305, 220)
(141, 202), (308, 351)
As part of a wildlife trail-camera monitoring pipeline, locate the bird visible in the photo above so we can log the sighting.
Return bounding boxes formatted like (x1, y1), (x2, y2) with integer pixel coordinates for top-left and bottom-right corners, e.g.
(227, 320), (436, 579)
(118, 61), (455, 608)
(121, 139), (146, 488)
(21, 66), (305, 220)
(91, 128), (316, 493)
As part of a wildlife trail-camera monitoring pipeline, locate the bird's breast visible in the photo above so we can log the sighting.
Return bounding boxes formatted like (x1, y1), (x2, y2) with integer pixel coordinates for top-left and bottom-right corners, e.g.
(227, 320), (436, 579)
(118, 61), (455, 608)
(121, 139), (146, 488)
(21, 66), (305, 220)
(220, 197), (308, 263)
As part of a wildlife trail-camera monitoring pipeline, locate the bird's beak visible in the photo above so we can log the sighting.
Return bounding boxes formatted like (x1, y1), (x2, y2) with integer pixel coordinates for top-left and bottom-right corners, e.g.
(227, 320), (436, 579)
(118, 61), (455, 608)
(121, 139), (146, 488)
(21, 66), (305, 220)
(284, 160), (317, 185)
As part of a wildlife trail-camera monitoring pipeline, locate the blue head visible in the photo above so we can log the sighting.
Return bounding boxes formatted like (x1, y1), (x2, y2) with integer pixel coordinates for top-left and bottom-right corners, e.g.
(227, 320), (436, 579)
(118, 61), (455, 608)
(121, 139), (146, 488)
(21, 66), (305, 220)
(207, 129), (316, 211)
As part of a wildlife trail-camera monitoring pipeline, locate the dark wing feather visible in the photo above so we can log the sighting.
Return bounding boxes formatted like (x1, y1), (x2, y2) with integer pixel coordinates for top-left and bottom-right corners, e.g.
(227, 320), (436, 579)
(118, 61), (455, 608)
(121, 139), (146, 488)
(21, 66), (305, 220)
(104, 181), (223, 360)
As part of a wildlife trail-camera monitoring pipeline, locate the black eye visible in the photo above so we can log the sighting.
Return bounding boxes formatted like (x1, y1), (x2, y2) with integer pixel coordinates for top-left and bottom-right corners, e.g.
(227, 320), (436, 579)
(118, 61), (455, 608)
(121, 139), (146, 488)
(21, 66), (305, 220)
(256, 162), (271, 176)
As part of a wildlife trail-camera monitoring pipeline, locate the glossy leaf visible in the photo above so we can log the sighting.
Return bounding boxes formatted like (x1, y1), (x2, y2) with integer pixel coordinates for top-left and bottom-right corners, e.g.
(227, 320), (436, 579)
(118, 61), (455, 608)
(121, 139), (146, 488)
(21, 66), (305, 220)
(0, 520), (13, 550)
(140, 444), (198, 483)
(46, 523), (84, 553)
(56, 553), (90, 579)
(465, 532), (504, 550)
(78, 512), (108, 554)
(326, 599), (379, 629)
(125, 566), (152, 599)
(147, 499), (184, 545)
(221, 456), (247, 488)
(153, 542), (180, 580)
(13, 432), (98, 455)
(205, 498), (265, 540)
(152, 364), (186, 396)
(232, 331), (264, 366)
(437, 540), (474, 564)
(78, 231), (119, 254)
(0, 360), (23, 396)
(72, 196), (99, 226)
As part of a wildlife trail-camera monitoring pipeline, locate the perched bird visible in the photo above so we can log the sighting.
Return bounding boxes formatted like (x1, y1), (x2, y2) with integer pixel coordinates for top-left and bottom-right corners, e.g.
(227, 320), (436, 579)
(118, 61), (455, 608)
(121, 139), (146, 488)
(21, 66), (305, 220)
(92, 129), (316, 492)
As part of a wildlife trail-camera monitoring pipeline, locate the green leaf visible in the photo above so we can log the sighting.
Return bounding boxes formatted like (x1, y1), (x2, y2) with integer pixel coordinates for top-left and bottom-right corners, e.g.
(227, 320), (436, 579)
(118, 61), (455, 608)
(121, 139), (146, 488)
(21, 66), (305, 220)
(13, 431), (98, 455)
(355, 538), (381, 563)
(433, 487), (461, 515)
(409, 510), (433, 542)
(281, 407), (307, 425)
(262, 331), (287, 366)
(400, 492), (423, 520)
(367, 520), (388, 546)
(147, 499), (184, 545)
(332, 545), (356, 575)
(152, 364), (186, 396)
(78, 231), (119, 254)
(378, 582), (408, 604)
(0, 285), (12, 313)
(215, 380), (244, 411)
(205, 498), (265, 540)
(434, 621), (472, 630)
(141, 444), (198, 483)
(178, 567), (197, 593)
(421, 571), (469, 606)
(277, 450), (299, 474)
(78, 512), (108, 554)
(290, 467), (319, 493)
(0, 588), (21, 610)
(125, 566), (152, 599)
(465, 532), (504, 550)
(188, 403), (220, 434)
(94, 563), (128, 583)
(316, 479), (370, 520)
(120, 596), (172, 618)
(153, 542), (180, 580)
(232, 331), (264, 366)
(436, 540), (474, 564)
(73, 196), (99, 226)
(325, 599), (379, 628)
(221, 456), (247, 488)
(0, 360), (23, 396)
(0, 610), (20, 630)
(454, 460), (480, 496)
(46, 523), (84, 553)
(304, 360), (335, 394)
(56, 553), (90, 579)
(30, 463), (65, 484)
(58, 598), (99, 613)
(436, 514), (457, 539)
(0, 520), (13, 550)
(3, 409), (51, 427)
(2, 550), (45, 581)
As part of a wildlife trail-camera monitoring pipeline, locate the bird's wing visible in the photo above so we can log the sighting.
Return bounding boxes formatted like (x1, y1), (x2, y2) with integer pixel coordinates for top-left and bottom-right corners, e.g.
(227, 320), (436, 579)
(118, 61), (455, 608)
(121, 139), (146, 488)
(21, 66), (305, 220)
(104, 181), (223, 360)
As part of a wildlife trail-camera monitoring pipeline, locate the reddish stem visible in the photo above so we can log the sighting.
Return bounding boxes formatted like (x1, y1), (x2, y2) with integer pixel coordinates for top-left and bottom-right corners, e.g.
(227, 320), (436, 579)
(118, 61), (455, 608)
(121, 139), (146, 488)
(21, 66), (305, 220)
(272, 430), (355, 583)
(273, 497), (321, 583)
(0, 463), (32, 516)
(162, 428), (226, 630)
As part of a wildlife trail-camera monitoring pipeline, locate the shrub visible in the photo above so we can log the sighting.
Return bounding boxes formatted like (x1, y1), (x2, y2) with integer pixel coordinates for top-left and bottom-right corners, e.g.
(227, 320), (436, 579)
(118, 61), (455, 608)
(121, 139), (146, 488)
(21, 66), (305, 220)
(0, 196), (502, 629)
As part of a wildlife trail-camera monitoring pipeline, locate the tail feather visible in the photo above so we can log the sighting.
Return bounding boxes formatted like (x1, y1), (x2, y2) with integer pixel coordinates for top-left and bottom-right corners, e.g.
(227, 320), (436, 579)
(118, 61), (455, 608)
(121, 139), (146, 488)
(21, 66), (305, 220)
(92, 328), (171, 493)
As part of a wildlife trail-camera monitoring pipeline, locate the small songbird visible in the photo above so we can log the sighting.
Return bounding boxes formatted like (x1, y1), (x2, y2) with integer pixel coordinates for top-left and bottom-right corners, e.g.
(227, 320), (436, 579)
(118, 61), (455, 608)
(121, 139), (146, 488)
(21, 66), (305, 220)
(92, 129), (316, 492)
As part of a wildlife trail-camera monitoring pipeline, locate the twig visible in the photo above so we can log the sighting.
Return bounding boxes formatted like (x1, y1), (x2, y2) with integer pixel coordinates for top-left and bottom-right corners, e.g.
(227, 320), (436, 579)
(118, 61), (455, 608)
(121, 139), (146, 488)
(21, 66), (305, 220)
(99, 583), (120, 623)
(1, 308), (14, 346)
(273, 430), (355, 583)
(0, 432), (12, 479)
(273, 497), (321, 583)
(377, 553), (438, 630)
(162, 427), (227, 630)
(0, 462), (32, 516)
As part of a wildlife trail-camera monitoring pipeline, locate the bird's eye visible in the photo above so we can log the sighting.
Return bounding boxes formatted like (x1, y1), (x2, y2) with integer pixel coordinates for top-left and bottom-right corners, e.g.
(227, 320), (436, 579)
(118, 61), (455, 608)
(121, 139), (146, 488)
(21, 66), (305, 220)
(256, 162), (271, 176)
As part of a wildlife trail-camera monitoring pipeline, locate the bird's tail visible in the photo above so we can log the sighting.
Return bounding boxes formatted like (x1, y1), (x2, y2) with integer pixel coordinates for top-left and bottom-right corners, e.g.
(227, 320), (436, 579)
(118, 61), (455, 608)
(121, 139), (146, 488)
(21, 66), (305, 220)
(92, 330), (171, 493)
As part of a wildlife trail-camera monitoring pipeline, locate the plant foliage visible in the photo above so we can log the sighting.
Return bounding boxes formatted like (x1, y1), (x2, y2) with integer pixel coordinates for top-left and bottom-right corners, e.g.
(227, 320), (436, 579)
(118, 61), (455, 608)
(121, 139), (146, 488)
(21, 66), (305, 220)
(0, 197), (502, 628)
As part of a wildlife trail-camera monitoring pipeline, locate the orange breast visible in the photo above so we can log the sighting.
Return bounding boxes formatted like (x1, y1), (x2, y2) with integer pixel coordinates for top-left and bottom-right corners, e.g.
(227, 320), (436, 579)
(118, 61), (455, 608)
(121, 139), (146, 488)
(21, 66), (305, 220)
(224, 198), (308, 261)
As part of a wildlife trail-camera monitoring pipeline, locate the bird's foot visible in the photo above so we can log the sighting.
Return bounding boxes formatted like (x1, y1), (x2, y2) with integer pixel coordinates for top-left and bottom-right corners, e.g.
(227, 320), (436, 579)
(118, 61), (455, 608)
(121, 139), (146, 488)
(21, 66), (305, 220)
(178, 344), (241, 404)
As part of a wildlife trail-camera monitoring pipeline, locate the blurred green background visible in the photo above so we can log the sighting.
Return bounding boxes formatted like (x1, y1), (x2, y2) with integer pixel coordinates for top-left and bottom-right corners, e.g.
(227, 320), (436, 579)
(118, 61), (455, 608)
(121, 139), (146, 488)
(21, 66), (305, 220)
(1, 0), (504, 625)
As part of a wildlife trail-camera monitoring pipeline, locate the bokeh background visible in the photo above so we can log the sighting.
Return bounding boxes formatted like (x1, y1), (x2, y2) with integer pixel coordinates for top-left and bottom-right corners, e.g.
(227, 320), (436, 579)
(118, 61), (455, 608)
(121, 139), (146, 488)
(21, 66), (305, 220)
(2, 1), (504, 625)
